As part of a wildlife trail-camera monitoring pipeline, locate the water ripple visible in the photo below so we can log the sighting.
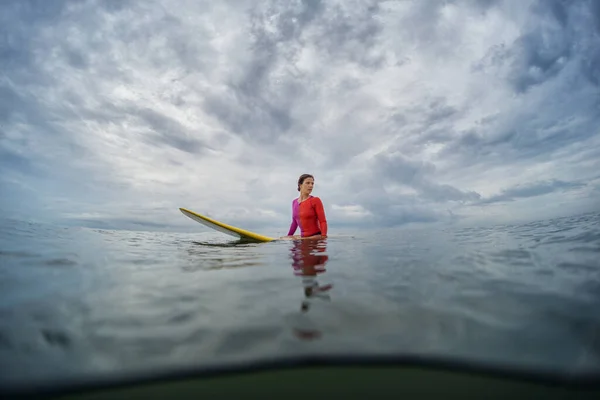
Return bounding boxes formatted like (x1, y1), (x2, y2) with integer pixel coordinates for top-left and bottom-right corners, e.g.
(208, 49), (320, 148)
(0, 212), (599, 389)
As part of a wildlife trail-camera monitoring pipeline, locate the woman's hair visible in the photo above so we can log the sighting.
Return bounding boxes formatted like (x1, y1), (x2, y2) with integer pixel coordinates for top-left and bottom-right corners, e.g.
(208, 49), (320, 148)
(297, 173), (314, 191)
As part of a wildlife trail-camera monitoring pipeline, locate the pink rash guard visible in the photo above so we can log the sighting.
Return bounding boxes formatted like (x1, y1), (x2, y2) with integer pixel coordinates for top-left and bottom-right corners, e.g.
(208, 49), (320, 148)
(287, 196), (328, 237)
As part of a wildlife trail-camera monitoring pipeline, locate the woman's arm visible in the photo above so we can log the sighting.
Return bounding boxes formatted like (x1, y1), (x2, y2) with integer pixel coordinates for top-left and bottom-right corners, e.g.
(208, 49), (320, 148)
(287, 200), (298, 236)
(287, 219), (298, 236)
(313, 197), (328, 237)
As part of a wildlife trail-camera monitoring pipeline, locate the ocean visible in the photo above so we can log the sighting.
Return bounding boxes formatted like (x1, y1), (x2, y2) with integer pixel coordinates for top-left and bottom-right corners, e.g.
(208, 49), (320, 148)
(1, 211), (599, 392)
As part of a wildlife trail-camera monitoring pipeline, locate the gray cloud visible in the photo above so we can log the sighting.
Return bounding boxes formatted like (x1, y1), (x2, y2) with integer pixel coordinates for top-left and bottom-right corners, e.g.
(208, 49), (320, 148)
(425, 0), (600, 170)
(0, 0), (598, 231)
(372, 144), (481, 204)
(202, 91), (296, 147)
(592, 0), (600, 33)
(515, 0), (599, 90)
(480, 179), (587, 204)
(0, 147), (40, 178)
(507, 4), (572, 93)
(131, 107), (212, 155)
(202, 0), (386, 151)
(311, 0), (384, 69)
(0, 85), (26, 124)
(330, 147), (482, 228)
(199, 0), (324, 147)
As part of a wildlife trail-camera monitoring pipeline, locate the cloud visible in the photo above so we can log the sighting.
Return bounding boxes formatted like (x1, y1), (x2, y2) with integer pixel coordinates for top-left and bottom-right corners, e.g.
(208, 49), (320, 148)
(480, 179), (588, 204)
(1, 0), (599, 232)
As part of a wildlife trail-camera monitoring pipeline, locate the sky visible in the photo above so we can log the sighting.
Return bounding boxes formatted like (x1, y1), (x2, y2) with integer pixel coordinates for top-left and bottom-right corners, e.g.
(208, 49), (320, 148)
(1, 0), (599, 234)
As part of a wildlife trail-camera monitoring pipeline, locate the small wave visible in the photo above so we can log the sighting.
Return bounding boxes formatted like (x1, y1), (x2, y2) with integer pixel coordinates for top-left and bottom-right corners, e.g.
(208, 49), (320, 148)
(557, 262), (599, 274)
(44, 258), (78, 267)
(0, 250), (39, 258)
(41, 329), (71, 349)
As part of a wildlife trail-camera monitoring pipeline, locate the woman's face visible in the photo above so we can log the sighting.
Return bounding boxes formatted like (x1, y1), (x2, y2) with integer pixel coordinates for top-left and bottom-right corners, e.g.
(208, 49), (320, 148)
(300, 177), (314, 194)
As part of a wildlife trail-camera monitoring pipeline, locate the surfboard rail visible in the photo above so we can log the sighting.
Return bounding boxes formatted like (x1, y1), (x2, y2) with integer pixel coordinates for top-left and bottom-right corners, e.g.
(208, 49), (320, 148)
(179, 207), (276, 242)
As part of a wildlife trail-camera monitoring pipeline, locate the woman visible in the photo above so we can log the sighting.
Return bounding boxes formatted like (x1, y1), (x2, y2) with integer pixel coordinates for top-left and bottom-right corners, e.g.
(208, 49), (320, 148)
(286, 173), (328, 239)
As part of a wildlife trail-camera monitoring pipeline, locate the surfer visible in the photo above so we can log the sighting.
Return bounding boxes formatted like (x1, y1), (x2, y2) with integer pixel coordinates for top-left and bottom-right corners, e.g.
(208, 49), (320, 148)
(286, 173), (328, 239)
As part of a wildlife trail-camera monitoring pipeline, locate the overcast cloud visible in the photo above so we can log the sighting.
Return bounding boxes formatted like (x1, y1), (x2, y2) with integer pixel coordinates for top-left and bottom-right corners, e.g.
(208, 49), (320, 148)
(1, 0), (599, 234)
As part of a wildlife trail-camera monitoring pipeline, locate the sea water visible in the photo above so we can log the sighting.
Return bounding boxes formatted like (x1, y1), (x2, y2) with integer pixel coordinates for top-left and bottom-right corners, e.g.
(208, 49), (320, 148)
(1, 211), (599, 390)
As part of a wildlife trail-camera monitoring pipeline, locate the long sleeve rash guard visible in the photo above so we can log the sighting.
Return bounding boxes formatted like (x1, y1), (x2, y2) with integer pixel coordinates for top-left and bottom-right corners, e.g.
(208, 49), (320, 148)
(287, 196), (328, 237)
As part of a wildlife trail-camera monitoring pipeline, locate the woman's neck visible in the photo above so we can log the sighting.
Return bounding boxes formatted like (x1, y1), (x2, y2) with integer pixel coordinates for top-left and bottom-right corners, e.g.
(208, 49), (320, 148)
(299, 193), (310, 202)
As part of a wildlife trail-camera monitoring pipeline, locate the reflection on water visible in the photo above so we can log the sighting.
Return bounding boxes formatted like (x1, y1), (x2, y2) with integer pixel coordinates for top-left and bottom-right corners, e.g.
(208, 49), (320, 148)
(289, 238), (332, 341)
(1, 212), (600, 395)
(183, 239), (265, 271)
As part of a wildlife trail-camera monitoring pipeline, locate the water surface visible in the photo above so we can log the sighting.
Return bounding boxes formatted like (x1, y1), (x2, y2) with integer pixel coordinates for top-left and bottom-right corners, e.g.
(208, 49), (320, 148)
(1, 212), (599, 390)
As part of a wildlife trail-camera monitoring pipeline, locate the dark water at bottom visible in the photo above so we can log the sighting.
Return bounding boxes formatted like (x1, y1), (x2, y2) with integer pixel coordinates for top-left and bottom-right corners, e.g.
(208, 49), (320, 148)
(1, 212), (599, 390)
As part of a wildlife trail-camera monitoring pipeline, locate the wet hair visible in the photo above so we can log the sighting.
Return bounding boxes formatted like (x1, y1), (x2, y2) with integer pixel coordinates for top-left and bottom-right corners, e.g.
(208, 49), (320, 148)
(297, 173), (314, 191)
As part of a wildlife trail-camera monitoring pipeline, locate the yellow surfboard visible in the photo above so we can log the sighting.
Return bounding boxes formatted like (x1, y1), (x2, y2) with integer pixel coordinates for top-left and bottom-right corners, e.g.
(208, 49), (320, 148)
(179, 207), (276, 242)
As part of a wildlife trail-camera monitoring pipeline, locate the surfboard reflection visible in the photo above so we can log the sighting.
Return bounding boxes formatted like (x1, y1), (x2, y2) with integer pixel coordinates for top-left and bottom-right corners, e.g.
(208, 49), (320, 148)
(289, 237), (332, 341)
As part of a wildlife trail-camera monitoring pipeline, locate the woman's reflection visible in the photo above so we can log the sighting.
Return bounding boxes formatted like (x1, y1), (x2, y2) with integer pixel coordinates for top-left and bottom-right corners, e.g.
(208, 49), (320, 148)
(289, 237), (332, 340)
